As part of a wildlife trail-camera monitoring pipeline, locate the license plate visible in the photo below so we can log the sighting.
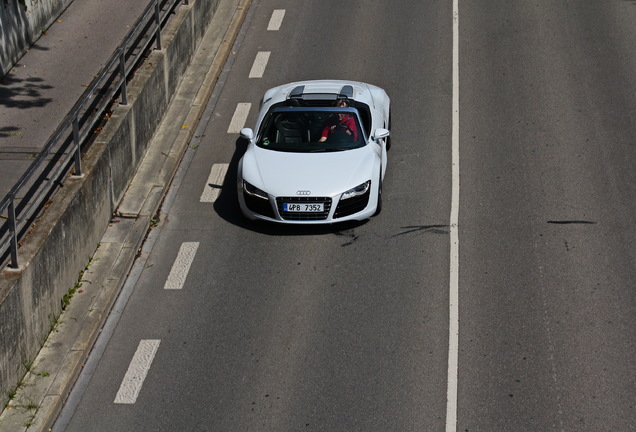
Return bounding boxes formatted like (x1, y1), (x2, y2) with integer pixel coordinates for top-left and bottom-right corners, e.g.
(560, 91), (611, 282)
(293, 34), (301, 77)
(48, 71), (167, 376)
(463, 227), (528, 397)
(283, 202), (324, 212)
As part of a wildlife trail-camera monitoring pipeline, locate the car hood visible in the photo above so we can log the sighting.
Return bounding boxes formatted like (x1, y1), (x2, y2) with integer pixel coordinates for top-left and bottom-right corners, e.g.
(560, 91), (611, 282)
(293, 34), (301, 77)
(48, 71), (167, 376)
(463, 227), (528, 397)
(242, 146), (376, 197)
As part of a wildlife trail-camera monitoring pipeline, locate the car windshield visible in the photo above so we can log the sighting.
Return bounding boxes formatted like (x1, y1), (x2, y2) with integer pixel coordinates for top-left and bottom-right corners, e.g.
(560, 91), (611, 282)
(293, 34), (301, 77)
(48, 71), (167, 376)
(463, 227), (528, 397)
(256, 107), (365, 152)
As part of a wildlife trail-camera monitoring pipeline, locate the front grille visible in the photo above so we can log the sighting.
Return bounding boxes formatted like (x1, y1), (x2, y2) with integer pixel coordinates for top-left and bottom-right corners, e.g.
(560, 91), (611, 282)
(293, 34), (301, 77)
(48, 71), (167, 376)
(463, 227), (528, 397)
(276, 197), (332, 220)
(334, 188), (370, 218)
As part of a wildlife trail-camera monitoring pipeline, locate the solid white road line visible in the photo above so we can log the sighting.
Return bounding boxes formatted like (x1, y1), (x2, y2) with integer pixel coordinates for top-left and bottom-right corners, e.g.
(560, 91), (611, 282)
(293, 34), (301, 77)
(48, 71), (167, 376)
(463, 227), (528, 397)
(227, 102), (251, 133)
(200, 163), (229, 203)
(446, 0), (460, 431)
(267, 9), (285, 31)
(249, 51), (271, 78)
(114, 339), (161, 404)
(164, 242), (200, 290)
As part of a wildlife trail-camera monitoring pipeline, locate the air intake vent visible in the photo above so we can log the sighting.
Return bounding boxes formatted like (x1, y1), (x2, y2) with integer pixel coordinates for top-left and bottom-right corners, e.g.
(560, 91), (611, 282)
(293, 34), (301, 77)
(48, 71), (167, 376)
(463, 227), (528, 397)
(334, 189), (370, 218)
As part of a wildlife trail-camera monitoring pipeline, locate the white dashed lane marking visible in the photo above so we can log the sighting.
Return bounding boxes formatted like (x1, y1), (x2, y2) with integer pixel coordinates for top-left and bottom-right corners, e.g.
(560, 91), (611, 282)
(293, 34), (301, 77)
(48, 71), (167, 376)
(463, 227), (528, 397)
(249, 51), (271, 78)
(200, 163), (228, 203)
(164, 242), (200, 290)
(267, 9), (285, 31)
(114, 339), (161, 404)
(227, 103), (251, 133)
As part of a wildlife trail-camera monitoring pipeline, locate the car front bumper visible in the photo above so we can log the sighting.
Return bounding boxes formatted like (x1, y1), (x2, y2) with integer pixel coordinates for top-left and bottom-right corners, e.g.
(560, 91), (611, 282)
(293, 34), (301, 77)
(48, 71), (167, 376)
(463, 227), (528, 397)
(237, 184), (376, 224)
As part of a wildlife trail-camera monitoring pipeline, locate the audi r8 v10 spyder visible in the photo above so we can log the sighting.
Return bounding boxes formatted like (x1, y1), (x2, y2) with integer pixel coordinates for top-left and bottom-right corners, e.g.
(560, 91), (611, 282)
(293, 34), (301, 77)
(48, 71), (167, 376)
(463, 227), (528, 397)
(237, 80), (391, 224)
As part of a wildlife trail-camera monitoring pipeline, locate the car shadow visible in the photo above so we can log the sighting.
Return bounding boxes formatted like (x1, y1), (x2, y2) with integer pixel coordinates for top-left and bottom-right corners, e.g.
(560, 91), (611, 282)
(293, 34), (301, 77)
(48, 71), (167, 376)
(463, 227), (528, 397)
(213, 137), (368, 236)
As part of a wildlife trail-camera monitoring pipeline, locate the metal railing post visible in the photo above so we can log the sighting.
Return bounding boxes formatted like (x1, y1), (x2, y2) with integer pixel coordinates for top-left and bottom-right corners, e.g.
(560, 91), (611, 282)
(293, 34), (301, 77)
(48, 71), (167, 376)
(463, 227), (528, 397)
(72, 116), (82, 176)
(119, 47), (128, 105)
(8, 200), (18, 268)
(154, 1), (162, 50)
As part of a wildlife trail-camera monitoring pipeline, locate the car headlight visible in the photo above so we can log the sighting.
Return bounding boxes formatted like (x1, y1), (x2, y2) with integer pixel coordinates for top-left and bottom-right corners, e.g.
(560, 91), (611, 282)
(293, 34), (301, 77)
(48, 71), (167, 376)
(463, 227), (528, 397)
(340, 181), (370, 200)
(243, 181), (268, 200)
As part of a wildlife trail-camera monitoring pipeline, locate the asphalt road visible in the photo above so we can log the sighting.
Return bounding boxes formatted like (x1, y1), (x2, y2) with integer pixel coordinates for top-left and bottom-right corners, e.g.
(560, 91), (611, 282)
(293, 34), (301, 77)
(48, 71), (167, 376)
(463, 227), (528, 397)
(55, 1), (635, 431)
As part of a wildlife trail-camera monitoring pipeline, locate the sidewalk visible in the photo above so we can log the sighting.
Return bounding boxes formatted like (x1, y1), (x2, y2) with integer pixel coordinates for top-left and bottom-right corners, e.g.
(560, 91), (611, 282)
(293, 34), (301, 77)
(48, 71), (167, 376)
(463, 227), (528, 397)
(0, 0), (251, 430)
(0, 0), (151, 199)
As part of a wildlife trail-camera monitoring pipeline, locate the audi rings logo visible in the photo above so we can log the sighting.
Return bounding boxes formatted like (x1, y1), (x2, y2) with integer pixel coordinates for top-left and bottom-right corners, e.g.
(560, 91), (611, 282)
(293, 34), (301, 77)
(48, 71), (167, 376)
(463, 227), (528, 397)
(296, 190), (311, 196)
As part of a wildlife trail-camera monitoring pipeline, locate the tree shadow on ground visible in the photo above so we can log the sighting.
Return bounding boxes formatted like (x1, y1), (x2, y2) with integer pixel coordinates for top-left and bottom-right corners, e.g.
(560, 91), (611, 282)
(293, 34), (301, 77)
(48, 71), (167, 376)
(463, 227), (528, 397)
(0, 72), (53, 110)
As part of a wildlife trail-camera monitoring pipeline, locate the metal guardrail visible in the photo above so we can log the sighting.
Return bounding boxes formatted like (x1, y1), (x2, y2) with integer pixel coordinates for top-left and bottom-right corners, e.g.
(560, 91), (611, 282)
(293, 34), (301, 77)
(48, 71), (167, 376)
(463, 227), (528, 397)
(0, 0), (189, 269)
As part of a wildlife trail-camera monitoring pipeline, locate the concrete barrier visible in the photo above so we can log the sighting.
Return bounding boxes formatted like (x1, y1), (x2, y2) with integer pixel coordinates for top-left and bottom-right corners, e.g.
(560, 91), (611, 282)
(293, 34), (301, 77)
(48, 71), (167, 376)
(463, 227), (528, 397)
(0, 0), (222, 409)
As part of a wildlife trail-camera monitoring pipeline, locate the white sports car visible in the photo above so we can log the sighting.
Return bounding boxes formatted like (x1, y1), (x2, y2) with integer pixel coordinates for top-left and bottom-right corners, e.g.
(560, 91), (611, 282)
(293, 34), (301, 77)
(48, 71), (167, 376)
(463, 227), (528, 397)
(237, 80), (391, 224)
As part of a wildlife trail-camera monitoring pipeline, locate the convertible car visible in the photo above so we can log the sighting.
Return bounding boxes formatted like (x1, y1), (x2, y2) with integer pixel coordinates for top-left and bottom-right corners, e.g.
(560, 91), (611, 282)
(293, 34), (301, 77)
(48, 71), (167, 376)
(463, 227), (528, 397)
(237, 80), (391, 224)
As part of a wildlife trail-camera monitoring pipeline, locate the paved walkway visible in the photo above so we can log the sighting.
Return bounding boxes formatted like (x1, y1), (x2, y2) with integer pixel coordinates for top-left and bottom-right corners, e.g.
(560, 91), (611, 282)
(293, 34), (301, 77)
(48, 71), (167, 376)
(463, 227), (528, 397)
(0, 0), (150, 199)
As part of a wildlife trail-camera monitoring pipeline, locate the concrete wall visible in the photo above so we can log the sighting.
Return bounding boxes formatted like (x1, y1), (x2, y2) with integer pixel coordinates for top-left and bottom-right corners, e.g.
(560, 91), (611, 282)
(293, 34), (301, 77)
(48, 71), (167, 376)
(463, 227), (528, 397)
(0, 0), (220, 407)
(0, 0), (74, 77)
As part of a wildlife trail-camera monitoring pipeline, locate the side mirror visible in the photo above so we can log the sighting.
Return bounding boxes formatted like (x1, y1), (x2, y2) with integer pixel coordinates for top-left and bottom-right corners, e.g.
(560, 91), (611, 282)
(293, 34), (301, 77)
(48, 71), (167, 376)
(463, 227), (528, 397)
(240, 128), (254, 140)
(372, 128), (390, 141)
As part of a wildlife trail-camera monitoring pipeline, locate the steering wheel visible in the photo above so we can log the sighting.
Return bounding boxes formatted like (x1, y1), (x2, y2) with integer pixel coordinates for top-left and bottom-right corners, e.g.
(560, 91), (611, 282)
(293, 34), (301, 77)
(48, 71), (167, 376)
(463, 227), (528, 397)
(328, 124), (355, 142)
(337, 124), (354, 135)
